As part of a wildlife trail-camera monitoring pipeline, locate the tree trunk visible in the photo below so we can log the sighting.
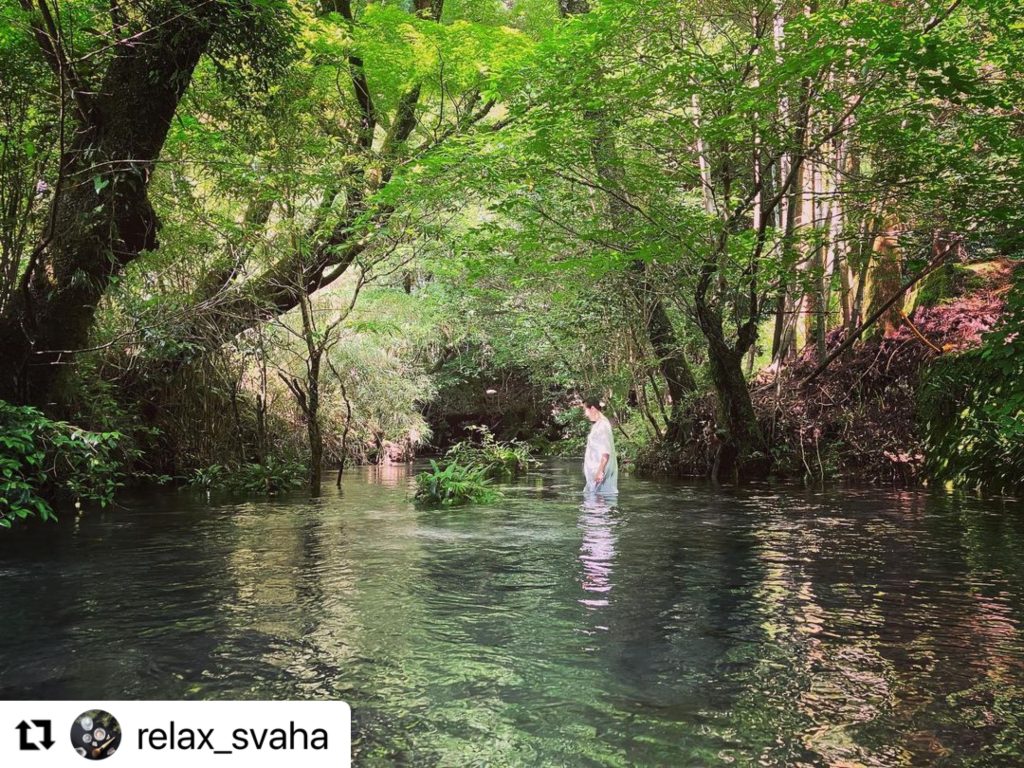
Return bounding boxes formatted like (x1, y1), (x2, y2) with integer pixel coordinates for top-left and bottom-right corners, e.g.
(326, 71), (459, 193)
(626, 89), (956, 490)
(0, 1), (225, 406)
(811, 161), (828, 361)
(773, 152), (807, 365)
(298, 275), (325, 496)
(307, 373), (323, 496)
(768, 0), (791, 366)
(695, 298), (769, 481)
(692, 94), (716, 216)
(866, 214), (904, 336)
(632, 264), (696, 442)
(693, 248), (768, 481)
(849, 212), (875, 331)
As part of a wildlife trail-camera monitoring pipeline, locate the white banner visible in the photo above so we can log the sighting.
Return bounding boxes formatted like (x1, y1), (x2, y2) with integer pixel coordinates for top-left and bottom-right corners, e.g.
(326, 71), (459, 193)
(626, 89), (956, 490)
(0, 701), (350, 767)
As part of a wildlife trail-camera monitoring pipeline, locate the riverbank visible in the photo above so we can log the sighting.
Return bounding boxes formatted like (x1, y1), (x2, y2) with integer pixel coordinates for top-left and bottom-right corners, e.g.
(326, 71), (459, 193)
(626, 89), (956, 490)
(3, 257), (1020, 529)
(637, 259), (1022, 488)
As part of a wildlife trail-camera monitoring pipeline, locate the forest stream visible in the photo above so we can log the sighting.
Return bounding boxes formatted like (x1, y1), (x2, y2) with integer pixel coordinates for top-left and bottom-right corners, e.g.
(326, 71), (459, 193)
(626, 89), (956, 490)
(2, 461), (1023, 766)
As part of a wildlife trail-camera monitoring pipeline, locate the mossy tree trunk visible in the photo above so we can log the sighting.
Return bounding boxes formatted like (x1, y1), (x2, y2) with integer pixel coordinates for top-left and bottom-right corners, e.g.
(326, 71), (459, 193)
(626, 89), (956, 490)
(694, 268), (770, 481)
(0, 1), (226, 406)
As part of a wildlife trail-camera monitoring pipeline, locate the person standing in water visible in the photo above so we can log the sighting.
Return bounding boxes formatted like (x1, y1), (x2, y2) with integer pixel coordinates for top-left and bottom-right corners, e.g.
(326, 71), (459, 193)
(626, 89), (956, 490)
(582, 397), (618, 494)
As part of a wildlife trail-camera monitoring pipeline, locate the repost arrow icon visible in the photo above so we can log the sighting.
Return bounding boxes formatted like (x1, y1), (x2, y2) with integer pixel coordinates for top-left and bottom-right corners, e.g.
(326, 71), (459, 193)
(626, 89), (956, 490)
(16, 721), (39, 751)
(33, 720), (54, 749)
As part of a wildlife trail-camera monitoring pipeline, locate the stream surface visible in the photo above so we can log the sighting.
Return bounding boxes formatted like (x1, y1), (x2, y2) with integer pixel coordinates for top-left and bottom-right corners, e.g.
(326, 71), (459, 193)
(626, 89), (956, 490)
(2, 461), (1024, 766)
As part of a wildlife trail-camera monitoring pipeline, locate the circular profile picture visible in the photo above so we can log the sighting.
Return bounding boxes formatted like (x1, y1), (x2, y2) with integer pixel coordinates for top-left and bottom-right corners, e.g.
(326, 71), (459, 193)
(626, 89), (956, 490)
(70, 710), (121, 760)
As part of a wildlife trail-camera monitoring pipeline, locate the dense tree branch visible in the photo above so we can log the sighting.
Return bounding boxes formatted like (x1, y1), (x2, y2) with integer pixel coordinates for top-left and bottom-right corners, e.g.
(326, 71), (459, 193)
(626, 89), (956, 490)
(19, 0), (91, 120)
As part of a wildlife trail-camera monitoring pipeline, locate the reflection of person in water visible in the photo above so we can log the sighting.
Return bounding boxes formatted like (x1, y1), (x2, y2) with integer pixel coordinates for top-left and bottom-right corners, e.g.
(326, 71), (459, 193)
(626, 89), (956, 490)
(578, 493), (616, 608)
(582, 397), (618, 495)
(70, 710), (121, 760)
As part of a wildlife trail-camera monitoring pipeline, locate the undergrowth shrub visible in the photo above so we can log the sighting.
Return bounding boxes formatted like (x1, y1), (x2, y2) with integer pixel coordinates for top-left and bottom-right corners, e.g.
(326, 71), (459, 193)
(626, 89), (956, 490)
(414, 427), (534, 507)
(0, 400), (126, 528)
(414, 459), (500, 507)
(186, 457), (305, 494)
(444, 425), (533, 478)
(919, 273), (1024, 492)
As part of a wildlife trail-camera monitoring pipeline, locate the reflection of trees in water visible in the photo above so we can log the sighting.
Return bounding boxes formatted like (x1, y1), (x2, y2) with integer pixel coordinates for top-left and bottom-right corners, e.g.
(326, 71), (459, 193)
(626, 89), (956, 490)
(6, 465), (1024, 766)
(730, 489), (1024, 767)
(580, 486), (1024, 766)
(220, 482), (434, 762)
(209, 499), (364, 702)
(365, 462), (415, 489)
(739, 499), (895, 767)
(909, 493), (1024, 766)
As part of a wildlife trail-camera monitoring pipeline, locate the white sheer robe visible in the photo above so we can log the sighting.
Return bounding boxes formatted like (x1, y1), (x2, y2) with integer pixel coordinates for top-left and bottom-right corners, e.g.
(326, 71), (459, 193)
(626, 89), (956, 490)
(583, 415), (618, 494)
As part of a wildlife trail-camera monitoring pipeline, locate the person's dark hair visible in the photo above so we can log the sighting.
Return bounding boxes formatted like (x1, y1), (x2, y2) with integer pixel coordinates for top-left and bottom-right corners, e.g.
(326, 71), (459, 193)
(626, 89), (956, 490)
(583, 396), (603, 410)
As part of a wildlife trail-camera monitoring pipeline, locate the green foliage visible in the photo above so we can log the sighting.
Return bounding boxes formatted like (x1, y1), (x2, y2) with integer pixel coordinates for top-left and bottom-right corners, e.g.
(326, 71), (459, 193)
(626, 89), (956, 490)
(234, 457), (306, 493)
(549, 407), (591, 457)
(919, 273), (1024, 492)
(353, 4), (530, 111)
(414, 458), (500, 507)
(0, 3), (55, 313)
(415, 428), (531, 507)
(321, 289), (438, 464)
(207, 0), (299, 100)
(186, 463), (229, 489)
(8, 0), (1021, 493)
(444, 425), (533, 478)
(0, 400), (125, 528)
(187, 457), (305, 494)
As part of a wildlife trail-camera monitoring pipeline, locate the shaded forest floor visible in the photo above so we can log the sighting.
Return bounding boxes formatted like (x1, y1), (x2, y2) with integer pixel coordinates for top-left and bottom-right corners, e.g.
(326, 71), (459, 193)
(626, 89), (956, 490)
(640, 259), (1019, 484)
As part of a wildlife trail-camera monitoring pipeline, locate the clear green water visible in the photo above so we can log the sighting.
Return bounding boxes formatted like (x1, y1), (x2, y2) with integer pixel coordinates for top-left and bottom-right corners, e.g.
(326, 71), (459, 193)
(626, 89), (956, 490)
(2, 462), (1024, 766)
